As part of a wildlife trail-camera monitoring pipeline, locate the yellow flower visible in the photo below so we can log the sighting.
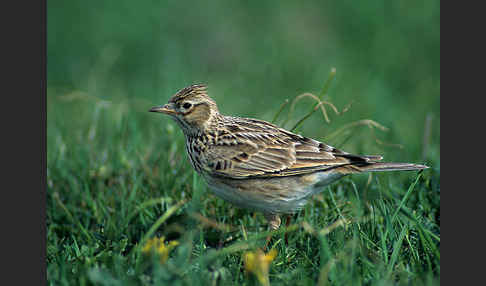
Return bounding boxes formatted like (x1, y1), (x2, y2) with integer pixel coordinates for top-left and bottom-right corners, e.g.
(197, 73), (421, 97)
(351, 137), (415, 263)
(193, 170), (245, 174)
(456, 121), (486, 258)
(243, 248), (277, 286)
(142, 237), (179, 263)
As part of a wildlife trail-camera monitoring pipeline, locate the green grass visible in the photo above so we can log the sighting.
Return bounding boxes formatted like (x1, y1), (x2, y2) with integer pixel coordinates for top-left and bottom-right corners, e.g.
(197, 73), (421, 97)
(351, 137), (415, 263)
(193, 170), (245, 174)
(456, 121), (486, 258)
(47, 1), (439, 285)
(47, 83), (439, 285)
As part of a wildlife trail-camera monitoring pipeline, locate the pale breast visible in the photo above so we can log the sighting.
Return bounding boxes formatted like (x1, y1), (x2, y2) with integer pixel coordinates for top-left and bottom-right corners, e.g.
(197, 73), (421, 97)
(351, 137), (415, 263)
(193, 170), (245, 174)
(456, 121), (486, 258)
(202, 170), (345, 214)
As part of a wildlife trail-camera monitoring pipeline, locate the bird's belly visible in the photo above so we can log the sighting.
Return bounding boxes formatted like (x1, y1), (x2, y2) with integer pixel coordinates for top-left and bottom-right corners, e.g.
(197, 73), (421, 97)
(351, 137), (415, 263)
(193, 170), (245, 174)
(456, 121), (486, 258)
(203, 171), (345, 214)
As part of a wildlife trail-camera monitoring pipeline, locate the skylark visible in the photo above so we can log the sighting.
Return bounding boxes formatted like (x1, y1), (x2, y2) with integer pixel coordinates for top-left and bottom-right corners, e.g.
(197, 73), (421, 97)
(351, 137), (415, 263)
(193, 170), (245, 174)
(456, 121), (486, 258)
(149, 84), (428, 232)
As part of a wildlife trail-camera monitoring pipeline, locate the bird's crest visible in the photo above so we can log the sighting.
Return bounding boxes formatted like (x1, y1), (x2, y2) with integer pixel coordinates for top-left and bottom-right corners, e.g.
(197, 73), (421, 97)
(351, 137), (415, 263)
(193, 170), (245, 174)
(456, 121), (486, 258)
(169, 84), (208, 103)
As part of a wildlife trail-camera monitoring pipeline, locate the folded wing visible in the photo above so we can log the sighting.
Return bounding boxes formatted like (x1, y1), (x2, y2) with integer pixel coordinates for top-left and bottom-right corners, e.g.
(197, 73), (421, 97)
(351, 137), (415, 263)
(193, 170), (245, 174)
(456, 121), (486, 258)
(204, 117), (382, 179)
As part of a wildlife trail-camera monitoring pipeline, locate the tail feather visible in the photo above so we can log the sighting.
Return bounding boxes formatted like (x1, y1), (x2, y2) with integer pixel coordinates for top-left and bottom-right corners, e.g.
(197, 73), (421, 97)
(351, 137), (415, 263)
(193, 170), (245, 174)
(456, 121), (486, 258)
(358, 162), (429, 172)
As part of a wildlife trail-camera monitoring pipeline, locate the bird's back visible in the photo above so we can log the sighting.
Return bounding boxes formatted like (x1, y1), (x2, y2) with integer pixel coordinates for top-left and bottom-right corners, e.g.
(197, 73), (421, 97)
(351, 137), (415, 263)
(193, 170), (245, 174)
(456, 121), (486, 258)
(191, 114), (392, 179)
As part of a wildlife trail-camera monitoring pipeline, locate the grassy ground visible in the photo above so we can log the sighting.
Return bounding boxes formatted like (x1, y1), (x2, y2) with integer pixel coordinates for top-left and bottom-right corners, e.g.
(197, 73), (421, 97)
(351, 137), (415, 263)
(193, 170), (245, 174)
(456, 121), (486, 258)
(47, 1), (440, 285)
(46, 86), (440, 285)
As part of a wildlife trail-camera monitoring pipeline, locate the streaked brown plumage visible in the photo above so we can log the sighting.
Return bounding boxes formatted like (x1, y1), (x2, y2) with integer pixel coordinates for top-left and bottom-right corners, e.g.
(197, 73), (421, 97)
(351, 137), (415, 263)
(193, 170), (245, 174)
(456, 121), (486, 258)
(149, 84), (428, 231)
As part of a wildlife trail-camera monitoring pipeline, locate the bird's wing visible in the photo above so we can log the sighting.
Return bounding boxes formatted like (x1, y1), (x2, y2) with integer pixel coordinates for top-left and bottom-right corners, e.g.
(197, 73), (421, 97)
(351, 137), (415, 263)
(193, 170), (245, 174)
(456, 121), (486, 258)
(203, 117), (382, 179)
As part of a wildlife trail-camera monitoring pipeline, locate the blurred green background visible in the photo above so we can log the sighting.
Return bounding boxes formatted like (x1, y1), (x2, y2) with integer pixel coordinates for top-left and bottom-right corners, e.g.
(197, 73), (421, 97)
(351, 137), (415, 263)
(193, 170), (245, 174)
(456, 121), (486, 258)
(47, 1), (439, 284)
(48, 0), (439, 165)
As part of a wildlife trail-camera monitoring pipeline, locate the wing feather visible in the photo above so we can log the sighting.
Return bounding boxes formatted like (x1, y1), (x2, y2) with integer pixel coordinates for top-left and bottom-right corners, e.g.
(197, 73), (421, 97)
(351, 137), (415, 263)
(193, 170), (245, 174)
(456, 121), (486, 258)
(203, 116), (381, 179)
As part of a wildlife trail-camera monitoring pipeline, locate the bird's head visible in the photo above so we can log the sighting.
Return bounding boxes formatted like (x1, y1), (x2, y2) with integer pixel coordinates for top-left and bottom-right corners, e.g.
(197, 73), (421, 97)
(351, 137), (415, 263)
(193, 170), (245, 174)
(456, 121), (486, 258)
(149, 84), (220, 134)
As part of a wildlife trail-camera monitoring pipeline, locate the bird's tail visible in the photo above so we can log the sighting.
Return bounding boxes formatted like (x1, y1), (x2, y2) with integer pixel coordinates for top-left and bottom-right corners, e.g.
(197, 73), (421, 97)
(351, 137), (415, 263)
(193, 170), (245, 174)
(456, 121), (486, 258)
(358, 162), (429, 172)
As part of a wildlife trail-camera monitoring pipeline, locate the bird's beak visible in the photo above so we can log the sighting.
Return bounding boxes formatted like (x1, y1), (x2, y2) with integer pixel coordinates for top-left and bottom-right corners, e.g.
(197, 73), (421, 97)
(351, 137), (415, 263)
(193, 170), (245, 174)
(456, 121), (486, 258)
(149, 103), (177, 115)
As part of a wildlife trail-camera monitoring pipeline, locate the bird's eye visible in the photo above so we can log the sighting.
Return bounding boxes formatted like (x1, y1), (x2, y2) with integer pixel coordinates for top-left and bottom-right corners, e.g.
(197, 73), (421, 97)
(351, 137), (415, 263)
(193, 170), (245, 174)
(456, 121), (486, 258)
(183, 103), (192, 109)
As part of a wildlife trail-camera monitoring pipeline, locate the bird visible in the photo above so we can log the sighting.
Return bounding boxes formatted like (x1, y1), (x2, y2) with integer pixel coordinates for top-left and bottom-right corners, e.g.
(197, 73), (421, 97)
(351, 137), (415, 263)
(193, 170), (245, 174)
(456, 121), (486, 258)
(149, 84), (428, 234)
